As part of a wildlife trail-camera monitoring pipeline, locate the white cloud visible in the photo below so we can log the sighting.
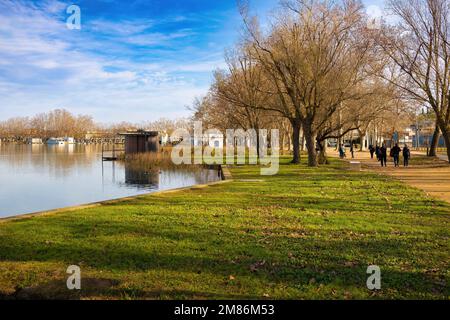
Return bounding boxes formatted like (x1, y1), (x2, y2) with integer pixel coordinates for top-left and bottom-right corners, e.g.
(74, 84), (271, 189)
(366, 5), (383, 19)
(0, 0), (222, 123)
(88, 19), (154, 36)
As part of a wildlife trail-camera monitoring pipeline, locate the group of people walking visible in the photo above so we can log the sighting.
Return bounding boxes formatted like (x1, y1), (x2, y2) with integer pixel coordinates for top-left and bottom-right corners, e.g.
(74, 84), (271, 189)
(369, 143), (411, 167)
(338, 143), (356, 159)
(338, 142), (411, 167)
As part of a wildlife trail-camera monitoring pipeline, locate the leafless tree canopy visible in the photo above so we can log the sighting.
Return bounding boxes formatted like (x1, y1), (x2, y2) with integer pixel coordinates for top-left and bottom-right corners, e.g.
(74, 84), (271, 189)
(379, 0), (450, 160)
(0, 109), (192, 141)
(0, 109), (95, 140)
(193, 0), (412, 166)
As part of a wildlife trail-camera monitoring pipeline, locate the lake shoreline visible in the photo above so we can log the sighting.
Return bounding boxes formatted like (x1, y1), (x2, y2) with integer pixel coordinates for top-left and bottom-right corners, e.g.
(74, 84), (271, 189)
(0, 144), (223, 219)
(0, 165), (232, 222)
(0, 178), (232, 223)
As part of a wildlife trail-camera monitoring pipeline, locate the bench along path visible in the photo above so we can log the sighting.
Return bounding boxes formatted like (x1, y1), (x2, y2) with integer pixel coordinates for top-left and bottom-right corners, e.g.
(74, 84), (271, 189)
(329, 150), (450, 204)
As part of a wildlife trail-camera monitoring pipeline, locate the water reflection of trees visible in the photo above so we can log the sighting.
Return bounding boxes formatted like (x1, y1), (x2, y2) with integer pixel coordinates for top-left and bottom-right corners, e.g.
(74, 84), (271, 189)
(0, 144), (221, 188)
(158, 167), (220, 189)
(124, 163), (160, 189)
(0, 144), (101, 175)
(122, 163), (220, 190)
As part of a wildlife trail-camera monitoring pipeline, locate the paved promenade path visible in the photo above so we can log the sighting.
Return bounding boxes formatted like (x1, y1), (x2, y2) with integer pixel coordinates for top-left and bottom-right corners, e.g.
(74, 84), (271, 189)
(330, 150), (450, 203)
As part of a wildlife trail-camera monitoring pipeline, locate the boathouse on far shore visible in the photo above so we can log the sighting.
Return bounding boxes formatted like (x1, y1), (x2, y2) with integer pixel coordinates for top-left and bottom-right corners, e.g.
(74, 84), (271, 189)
(120, 131), (159, 155)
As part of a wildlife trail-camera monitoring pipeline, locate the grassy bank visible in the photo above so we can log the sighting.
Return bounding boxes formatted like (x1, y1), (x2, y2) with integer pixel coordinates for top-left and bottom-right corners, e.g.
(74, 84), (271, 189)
(0, 158), (448, 299)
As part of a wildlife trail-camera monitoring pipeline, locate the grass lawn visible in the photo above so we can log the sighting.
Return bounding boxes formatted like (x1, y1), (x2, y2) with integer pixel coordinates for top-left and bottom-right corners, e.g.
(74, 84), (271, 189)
(0, 158), (448, 300)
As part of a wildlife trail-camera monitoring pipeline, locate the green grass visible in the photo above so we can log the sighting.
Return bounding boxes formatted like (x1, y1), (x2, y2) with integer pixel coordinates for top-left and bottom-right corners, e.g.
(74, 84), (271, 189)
(0, 158), (449, 300)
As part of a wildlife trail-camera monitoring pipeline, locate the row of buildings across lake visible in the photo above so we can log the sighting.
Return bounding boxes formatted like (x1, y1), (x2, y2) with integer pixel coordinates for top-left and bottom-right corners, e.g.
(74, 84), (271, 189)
(26, 137), (76, 145)
(1, 119), (445, 152)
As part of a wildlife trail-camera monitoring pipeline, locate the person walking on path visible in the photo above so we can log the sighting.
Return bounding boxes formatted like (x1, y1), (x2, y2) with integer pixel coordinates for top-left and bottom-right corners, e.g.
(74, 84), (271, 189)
(369, 145), (375, 159)
(375, 145), (381, 161)
(338, 144), (346, 159)
(403, 145), (411, 167)
(380, 143), (388, 167)
(350, 143), (355, 159)
(391, 143), (401, 167)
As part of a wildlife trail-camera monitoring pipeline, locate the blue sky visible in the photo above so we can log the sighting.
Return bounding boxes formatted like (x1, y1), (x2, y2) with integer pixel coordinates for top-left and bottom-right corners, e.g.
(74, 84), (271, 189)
(0, 0), (386, 123)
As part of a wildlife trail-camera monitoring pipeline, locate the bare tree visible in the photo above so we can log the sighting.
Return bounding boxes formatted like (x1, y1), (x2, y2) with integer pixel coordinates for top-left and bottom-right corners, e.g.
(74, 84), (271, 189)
(191, 93), (237, 132)
(241, 0), (381, 166)
(213, 47), (278, 156)
(379, 0), (450, 161)
(1, 109), (95, 140)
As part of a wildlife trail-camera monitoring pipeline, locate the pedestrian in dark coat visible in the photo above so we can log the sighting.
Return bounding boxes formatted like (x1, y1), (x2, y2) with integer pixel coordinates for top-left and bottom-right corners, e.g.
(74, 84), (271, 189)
(369, 145), (375, 159)
(338, 144), (346, 159)
(391, 143), (401, 167)
(375, 145), (381, 161)
(380, 144), (388, 167)
(350, 143), (355, 159)
(403, 145), (411, 167)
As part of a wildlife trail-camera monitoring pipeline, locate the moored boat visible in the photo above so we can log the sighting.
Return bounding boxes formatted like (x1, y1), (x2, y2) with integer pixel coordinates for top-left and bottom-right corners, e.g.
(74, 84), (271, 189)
(47, 138), (65, 145)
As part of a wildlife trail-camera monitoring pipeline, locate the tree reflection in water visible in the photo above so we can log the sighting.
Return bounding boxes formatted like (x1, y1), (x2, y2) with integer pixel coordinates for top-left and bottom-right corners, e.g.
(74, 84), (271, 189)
(0, 144), (221, 218)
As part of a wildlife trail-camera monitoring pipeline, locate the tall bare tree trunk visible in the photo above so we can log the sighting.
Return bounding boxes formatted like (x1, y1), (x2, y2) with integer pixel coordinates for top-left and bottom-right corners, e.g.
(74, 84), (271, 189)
(437, 118), (450, 162)
(291, 120), (301, 164)
(317, 139), (329, 164)
(442, 129), (450, 163)
(303, 121), (318, 167)
(429, 123), (440, 157)
(358, 129), (366, 151)
(256, 126), (261, 160)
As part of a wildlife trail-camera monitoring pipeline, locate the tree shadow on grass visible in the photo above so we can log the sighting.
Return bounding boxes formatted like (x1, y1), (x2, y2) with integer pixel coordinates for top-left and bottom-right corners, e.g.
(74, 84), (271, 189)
(0, 227), (447, 299)
(0, 279), (263, 300)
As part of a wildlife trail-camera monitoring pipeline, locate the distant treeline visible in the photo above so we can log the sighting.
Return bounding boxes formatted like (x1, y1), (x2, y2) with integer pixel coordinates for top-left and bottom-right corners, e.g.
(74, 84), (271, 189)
(0, 109), (191, 141)
(0, 109), (96, 140)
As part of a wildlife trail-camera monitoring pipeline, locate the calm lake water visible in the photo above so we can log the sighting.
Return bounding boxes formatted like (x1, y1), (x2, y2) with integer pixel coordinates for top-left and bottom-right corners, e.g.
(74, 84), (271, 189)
(0, 144), (220, 218)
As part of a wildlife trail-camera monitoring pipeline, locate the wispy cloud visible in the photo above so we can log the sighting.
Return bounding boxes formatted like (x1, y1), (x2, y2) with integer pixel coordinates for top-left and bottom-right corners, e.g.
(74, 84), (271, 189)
(0, 0), (232, 122)
(88, 18), (154, 36)
(2, 0), (344, 122)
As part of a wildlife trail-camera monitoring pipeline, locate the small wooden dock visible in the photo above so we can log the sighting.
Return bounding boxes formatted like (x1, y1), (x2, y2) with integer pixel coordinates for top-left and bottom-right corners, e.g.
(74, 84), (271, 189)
(102, 156), (118, 161)
(102, 143), (124, 161)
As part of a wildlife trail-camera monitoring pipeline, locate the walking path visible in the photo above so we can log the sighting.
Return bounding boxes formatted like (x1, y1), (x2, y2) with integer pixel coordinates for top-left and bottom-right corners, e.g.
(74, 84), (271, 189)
(330, 150), (450, 203)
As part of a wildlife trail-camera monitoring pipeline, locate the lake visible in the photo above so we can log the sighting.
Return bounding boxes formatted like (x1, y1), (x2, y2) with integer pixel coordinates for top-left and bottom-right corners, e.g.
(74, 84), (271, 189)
(0, 144), (220, 218)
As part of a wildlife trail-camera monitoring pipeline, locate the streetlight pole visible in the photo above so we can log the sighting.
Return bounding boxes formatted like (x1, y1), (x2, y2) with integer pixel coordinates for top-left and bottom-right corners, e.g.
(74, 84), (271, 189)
(416, 121), (421, 150)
